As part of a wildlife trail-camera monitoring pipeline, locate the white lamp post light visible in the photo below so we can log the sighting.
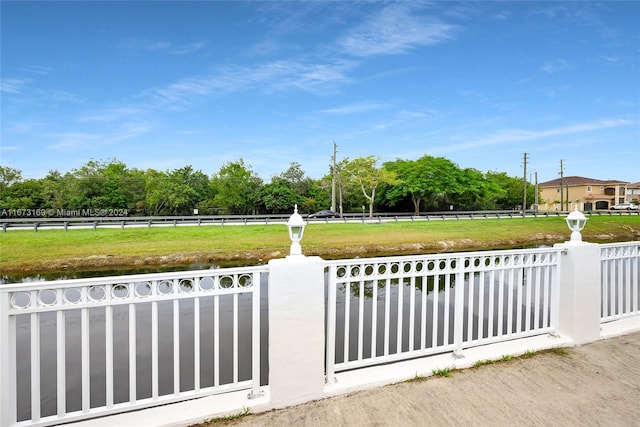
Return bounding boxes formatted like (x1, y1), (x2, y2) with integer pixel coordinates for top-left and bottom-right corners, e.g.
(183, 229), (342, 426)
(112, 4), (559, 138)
(565, 206), (587, 243)
(287, 204), (306, 256)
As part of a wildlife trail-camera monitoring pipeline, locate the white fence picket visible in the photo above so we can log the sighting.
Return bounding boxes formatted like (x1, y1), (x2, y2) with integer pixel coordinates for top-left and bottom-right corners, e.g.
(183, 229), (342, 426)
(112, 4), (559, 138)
(326, 248), (563, 374)
(600, 242), (640, 321)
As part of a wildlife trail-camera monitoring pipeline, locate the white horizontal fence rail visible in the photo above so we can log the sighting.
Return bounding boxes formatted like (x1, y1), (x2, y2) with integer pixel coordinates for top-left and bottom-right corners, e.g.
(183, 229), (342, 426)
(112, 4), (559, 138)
(600, 242), (640, 322)
(325, 248), (561, 378)
(0, 266), (267, 427)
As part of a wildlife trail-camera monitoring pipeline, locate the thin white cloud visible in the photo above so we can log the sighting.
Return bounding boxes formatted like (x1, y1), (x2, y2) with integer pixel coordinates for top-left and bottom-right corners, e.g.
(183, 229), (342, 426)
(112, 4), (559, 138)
(541, 59), (570, 73)
(492, 10), (511, 21)
(369, 110), (434, 132)
(1, 78), (31, 94)
(109, 121), (155, 142)
(0, 144), (20, 153)
(78, 107), (145, 123)
(439, 119), (633, 153)
(338, 3), (458, 57)
(6, 121), (44, 133)
(146, 59), (355, 107)
(171, 42), (207, 55)
(598, 55), (630, 65)
(253, 1), (350, 37)
(340, 109), (437, 139)
(49, 120), (154, 150)
(45, 89), (84, 104)
(247, 39), (284, 57)
(319, 101), (387, 115)
(49, 132), (102, 150)
(120, 39), (206, 55)
(1, 77), (83, 105)
(18, 66), (52, 76)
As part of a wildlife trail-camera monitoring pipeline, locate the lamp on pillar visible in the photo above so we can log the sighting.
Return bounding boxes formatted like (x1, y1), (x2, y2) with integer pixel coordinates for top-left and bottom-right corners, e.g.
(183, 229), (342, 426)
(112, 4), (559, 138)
(565, 206), (587, 243)
(287, 204), (306, 256)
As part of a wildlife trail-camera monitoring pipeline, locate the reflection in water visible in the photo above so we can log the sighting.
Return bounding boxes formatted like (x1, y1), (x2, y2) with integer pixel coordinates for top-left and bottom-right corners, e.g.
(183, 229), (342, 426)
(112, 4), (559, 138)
(334, 276), (457, 363)
(332, 268), (553, 366)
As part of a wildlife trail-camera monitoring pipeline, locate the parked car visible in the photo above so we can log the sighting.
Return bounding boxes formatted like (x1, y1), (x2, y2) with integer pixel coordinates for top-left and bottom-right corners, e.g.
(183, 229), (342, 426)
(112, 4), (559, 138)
(308, 210), (338, 218)
(610, 203), (639, 210)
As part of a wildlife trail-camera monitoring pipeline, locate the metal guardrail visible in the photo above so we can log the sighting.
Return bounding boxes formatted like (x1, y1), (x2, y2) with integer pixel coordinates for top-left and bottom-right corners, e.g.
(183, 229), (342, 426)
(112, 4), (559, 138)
(1, 210), (638, 232)
(0, 210), (640, 232)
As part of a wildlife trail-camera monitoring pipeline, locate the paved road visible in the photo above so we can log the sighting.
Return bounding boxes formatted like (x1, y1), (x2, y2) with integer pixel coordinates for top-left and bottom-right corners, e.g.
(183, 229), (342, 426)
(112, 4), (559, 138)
(215, 332), (640, 426)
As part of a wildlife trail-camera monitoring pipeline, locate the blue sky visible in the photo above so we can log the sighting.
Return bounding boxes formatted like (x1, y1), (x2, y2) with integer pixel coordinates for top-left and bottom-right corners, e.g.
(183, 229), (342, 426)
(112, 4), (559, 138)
(1, 1), (639, 184)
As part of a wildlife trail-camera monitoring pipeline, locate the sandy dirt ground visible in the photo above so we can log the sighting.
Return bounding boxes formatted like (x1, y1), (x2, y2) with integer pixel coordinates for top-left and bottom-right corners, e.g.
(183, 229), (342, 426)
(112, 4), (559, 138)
(211, 331), (640, 427)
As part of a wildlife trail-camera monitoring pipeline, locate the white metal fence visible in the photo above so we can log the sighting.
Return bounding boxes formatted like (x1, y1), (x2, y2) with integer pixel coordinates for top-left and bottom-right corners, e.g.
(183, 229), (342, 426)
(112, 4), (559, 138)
(325, 248), (562, 378)
(3, 242), (640, 426)
(0, 266), (267, 427)
(601, 242), (640, 322)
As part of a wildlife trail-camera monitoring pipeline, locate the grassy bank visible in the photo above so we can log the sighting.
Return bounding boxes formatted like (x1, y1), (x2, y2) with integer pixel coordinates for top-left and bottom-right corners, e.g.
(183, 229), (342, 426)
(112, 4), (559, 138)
(1, 215), (639, 273)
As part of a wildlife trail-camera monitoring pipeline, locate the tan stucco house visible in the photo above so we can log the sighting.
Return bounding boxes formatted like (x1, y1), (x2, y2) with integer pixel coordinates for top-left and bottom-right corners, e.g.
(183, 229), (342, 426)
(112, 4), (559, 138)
(538, 176), (630, 211)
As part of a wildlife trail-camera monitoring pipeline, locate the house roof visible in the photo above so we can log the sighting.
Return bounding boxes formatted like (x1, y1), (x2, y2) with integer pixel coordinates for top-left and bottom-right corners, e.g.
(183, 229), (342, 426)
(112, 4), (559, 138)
(628, 181), (640, 189)
(539, 176), (629, 187)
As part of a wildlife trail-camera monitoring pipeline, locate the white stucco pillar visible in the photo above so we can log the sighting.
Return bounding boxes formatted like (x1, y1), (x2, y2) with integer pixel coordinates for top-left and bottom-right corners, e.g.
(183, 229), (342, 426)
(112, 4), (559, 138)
(0, 293), (16, 427)
(554, 241), (602, 344)
(267, 255), (326, 407)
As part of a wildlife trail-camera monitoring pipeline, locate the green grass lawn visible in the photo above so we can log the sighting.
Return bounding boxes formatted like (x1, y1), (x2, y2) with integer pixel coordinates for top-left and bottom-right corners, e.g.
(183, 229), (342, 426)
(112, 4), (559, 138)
(1, 215), (639, 273)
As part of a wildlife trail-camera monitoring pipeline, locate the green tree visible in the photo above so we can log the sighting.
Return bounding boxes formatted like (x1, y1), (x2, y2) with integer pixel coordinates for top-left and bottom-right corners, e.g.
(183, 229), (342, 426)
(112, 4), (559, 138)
(39, 170), (68, 212)
(0, 166), (22, 195)
(64, 159), (143, 211)
(173, 166), (210, 200)
(453, 168), (496, 210)
(145, 169), (171, 215)
(211, 159), (263, 214)
(262, 178), (299, 213)
(385, 155), (461, 213)
(301, 180), (331, 213)
(270, 162), (327, 214)
(0, 179), (44, 210)
(0, 166), (22, 209)
(279, 162), (306, 190)
(143, 166), (208, 215)
(485, 171), (536, 210)
(345, 156), (397, 217)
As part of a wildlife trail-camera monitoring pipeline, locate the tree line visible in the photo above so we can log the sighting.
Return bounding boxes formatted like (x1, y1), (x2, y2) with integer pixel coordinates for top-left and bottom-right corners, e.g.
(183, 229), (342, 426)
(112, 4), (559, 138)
(0, 155), (536, 217)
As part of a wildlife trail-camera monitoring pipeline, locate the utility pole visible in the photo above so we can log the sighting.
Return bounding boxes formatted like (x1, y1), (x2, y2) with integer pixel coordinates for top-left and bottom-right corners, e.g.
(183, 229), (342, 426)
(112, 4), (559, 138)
(559, 159), (564, 211)
(331, 141), (337, 213)
(534, 171), (539, 213)
(522, 152), (528, 214)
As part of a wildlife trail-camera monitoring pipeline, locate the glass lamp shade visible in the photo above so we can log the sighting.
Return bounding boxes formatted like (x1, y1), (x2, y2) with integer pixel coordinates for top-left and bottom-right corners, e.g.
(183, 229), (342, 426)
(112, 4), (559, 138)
(565, 207), (587, 242)
(289, 225), (304, 241)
